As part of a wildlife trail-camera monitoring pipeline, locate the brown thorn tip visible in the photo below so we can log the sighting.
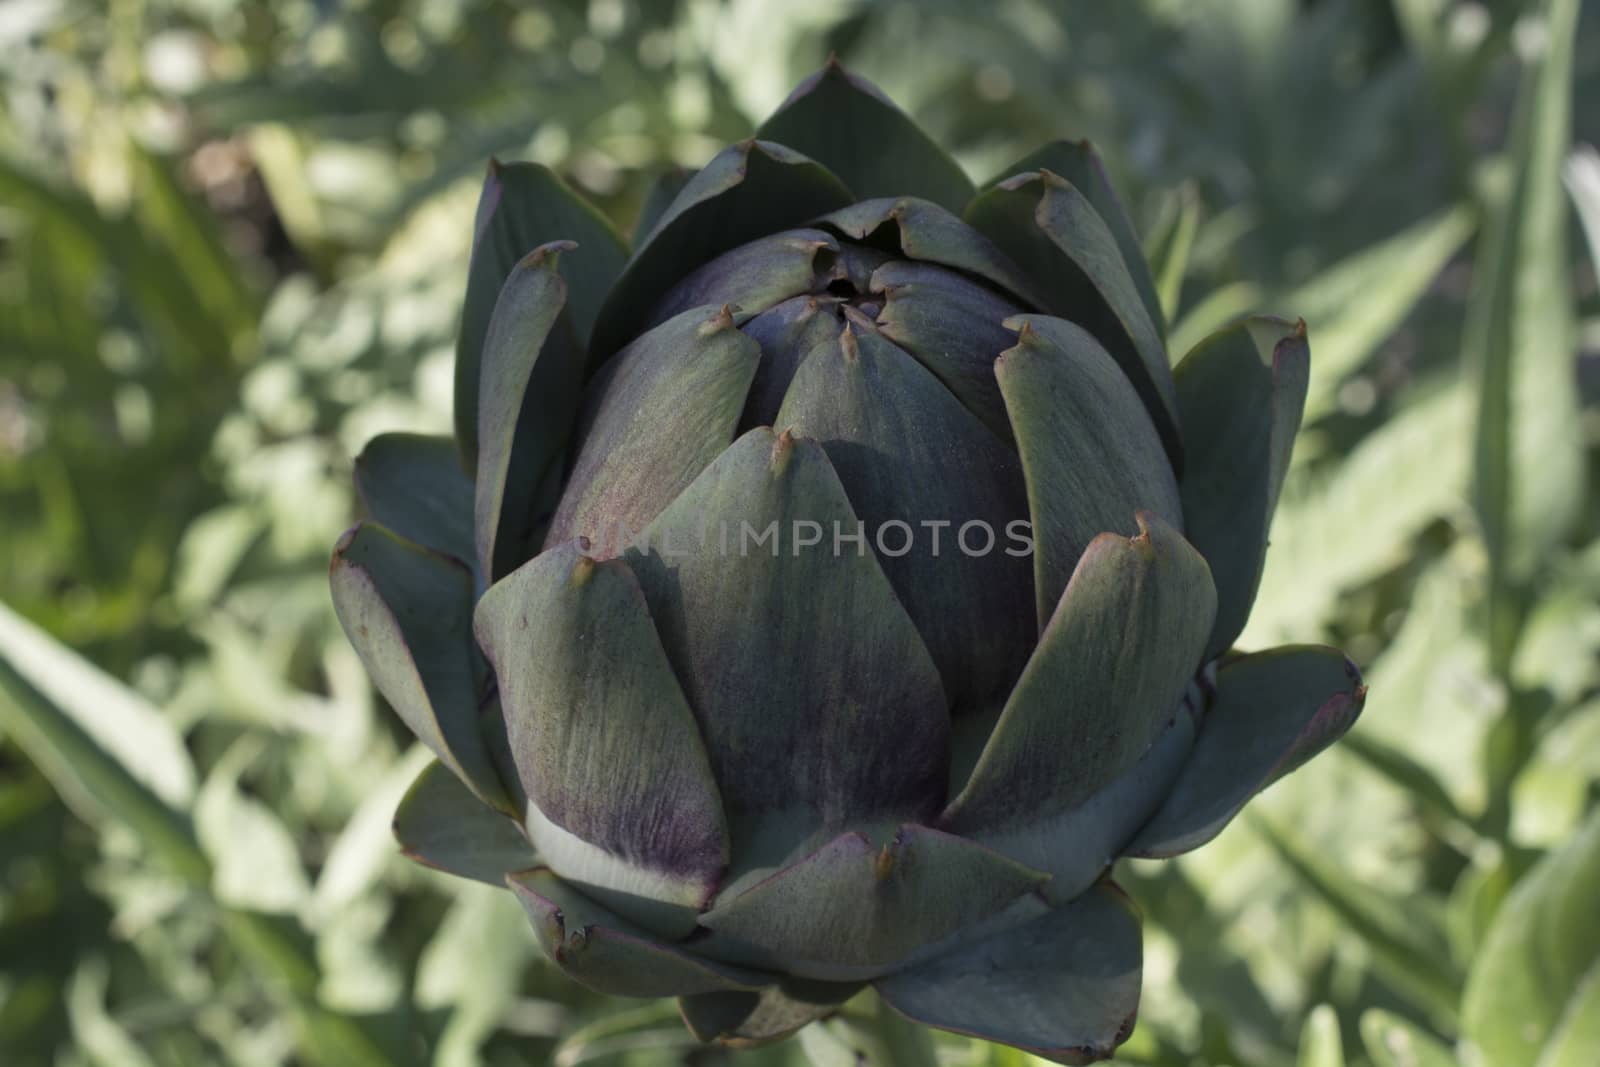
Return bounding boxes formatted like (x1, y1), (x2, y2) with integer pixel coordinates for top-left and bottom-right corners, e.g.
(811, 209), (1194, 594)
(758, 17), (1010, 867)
(1293, 318), (1308, 339)
(839, 324), (861, 360)
(771, 428), (797, 472)
(571, 556), (597, 586)
(875, 844), (895, 881)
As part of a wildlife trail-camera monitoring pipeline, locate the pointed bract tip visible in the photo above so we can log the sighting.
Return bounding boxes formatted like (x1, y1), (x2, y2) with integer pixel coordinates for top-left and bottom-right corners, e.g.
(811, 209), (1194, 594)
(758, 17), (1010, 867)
(824, 51), (845, 72)
(1293, 317), (1308, 339)
(486, 156), (503, 177)
(570, 555), (597, 587)
(839, 324), (861, 361)
(331, 522), (362, 560)
(875, 843), (896, 882)
(698, 304), (738, 336)
(1036, 167), (1072, 190)
(771, 428), (797, 472)
(517, 239), (578, 273)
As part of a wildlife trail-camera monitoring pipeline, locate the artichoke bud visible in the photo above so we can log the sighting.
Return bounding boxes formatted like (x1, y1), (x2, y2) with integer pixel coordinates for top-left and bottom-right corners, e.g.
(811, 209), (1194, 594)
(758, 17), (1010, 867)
(334, 60), (1367, 1063)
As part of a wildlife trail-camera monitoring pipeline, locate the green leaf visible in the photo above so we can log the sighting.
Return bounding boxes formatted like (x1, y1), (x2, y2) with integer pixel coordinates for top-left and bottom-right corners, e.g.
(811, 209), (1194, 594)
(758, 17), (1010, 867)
(590, 140), (853, 362)
(1173, 315), (1309, 658)
(1291, 204), (1475, 423)
(944, 514), (1213, 879)
(543, 305), (760, 554)
(455, 161), (627, 463)
(966, 170), (1179, 463)
(1462, 808), (1600, 1067)
(873, 881), (1142, 1065)
(1359, 1009), (1457, 1067)
(329, 523), (509, 812)
(623, 428), (948, 861)
(353, 434), (475, 567)
(474, 539), (728, 935)
(983, 140), (1165, 339)
(1242, 381), (1472, 645)
(646, 229), (837, 330)
(1298, 1005), (1345, 1067)
(0, 599), (196, 810)
(756, 61), (974, 213)
(1151, 184), (1200, 323)
(1566, 146), (1600, 278)
(1255, 818), (1462, 1026)
(818, 197), (1049, 310)
(996, 315), (1184, 629)
(698, 824), (1047, 981)
(472, 241), (583, 580)
(1129, 646), (1365, 858)
(0, 645), (208, 887)
(391, 759), (537, 887)
(871, 261), (1027, 444)
(681, 979), (862, 1047)
(774, 320), (1034, 711)
(195, 739), (311, 913)
(799, 992), (939, 1066)
(1470, 0), (1586, 657)
(506, 869), (768, 998)
(129, 144), (260, 347)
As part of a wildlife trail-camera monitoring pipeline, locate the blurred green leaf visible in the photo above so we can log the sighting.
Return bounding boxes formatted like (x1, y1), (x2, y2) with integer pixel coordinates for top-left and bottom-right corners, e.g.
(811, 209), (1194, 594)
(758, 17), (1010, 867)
(1359, 1008), (1456, 1067)
(1290, 204), (1475, 424)
(1297, 1004), (1345, 1067)
(1469, 0), (1587, 666)
(1148, 182), (1201, 323)
(1255, 818), (1462, 1026)
(1563, 145), (1600, 279)
(0, 599), (195, 808)
(1463, 808), (1600, 1067)
(1244, 382), (1472, 644)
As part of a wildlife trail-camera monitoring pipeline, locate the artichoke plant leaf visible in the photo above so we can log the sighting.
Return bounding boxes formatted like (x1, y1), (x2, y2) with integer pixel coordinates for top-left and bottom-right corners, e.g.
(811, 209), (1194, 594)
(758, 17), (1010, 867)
(1127, 645), (1365, 858)
(633, 164), (693, 247)
(474, 540), (729, 933)
(944, 513), (1214, 848)
(329, 522), (509, 813)
(474, 242), (583, 581)
(697, 823), (1048, 981)
(506, 869), (769, 998)
(645, 228), (839, 331)
(996, 315), (1185, 629)
(680, 978), (863, 1047)
(757, 61), (974, 214)
(353, 432), (475, 570)
(775, 323), (1035, 712)
(873, 880), (1142, 1066)
(740, 295), (849, 428)
(623, 428), (949, 857)
(456, 162), (627, 463)
(544, 305), (761, 555)
(870, 260), (1026, 444)
(818, 197), (1048, 310)
(966, 170), (1180, 464)
(392, 759), (537, 886)
(1174, 315), (1310, 658)
(982, 140), (1164, 339)
(590, 140), (854, 363)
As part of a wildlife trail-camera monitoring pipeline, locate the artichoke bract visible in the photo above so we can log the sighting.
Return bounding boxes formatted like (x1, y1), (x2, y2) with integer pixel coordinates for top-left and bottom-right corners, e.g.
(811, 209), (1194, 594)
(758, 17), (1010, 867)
(331, 62), (1366, 1063)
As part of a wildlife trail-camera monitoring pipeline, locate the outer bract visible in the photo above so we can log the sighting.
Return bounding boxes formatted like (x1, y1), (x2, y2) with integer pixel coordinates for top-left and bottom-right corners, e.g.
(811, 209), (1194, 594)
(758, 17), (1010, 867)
(330, 61), (1366, 1063)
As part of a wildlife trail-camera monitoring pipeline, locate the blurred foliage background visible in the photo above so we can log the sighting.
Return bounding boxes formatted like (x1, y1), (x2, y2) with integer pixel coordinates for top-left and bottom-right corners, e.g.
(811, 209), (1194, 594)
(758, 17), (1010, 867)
(2, 0), (1599, 1064)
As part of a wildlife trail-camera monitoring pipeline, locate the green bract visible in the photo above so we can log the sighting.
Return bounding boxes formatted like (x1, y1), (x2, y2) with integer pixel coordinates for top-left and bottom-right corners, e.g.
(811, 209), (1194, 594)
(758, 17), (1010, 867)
(330, 62), (1366, 1064)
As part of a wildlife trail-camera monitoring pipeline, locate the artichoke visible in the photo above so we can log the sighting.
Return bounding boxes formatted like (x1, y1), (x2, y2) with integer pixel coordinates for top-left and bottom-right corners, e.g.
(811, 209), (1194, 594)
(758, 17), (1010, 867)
(330, 62), (1366, 1063)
